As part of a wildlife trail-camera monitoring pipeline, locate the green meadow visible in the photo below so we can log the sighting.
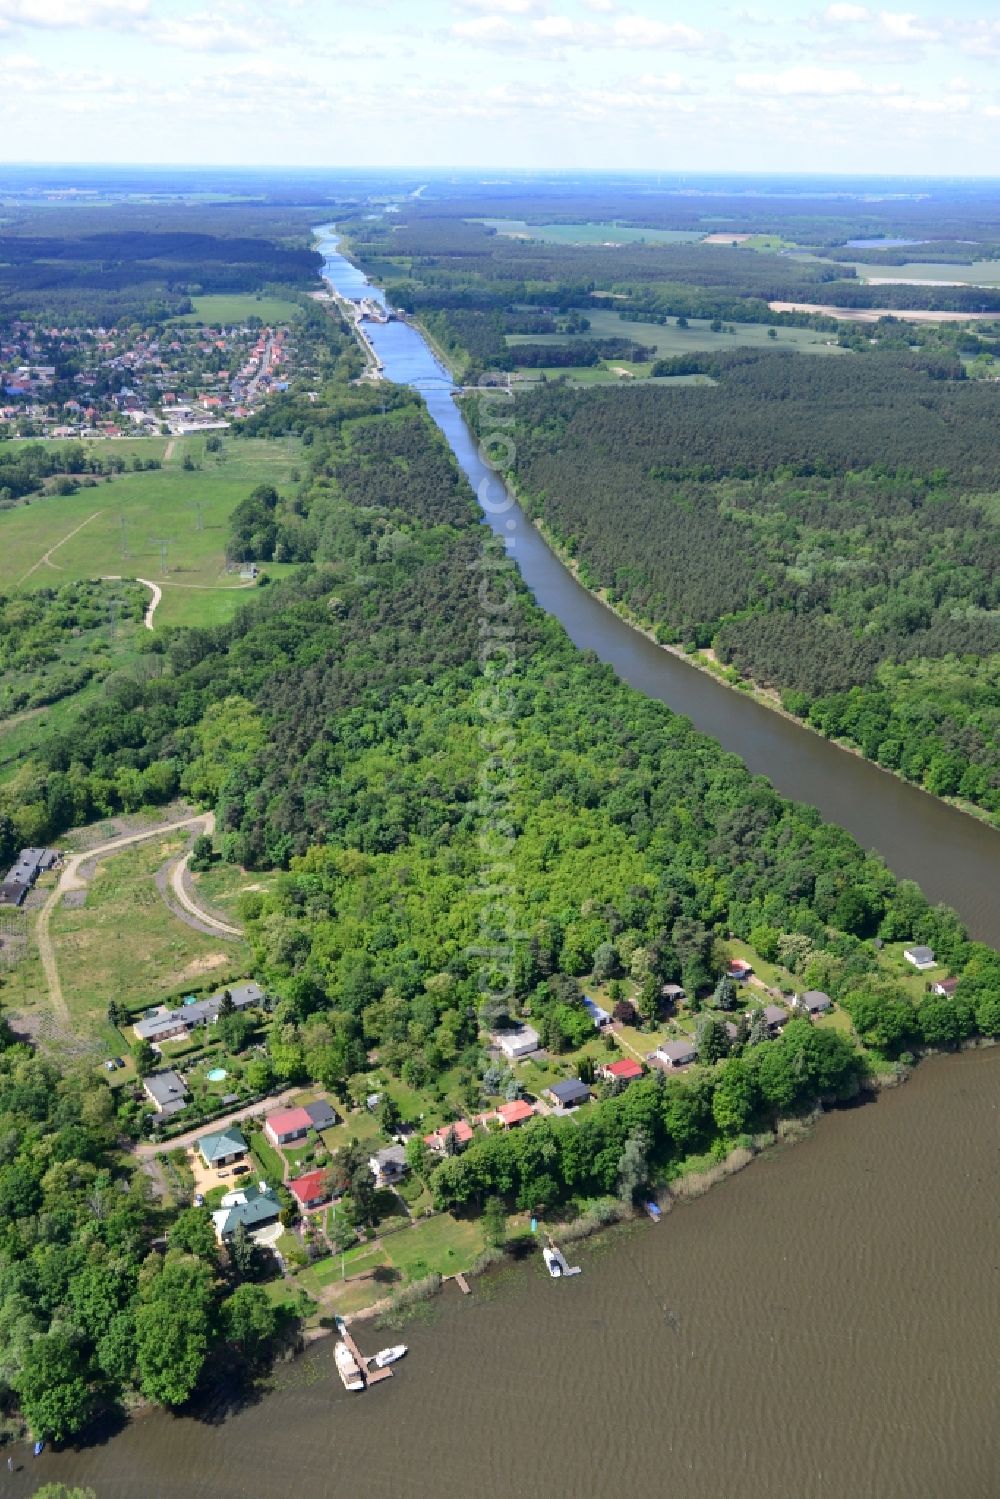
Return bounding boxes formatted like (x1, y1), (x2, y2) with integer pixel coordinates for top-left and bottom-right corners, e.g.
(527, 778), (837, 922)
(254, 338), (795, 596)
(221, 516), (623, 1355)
(0, 433), (302, 628)
(171, 292), (304, 325)
(507, 309), (845, 358)
(475, 218), (704, 245)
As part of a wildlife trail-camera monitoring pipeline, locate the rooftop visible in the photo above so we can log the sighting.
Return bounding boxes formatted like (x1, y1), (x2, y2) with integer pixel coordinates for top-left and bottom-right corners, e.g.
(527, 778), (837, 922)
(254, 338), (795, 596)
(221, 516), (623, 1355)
(266, 1105), (312, 1136)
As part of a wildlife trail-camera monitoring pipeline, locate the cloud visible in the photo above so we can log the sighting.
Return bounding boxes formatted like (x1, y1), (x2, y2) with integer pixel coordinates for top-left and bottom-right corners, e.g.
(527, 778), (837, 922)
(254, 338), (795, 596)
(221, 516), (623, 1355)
(144, 13), (265, 52)
(959, 20), (1000, 58)
(878, 11), (940, 44)
(824, 3), (869, 20)
(0, 0), (146, 24)
(610, 14), (709, 50)
(454, 0), (542, 11)
(735, 65), (898, 95)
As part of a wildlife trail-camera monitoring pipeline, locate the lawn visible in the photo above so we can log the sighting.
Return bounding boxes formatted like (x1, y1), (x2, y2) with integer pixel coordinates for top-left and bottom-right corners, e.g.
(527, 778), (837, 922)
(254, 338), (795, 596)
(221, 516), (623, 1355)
(383, 1214), (485, 1282)
(299, 1245), (391, 1296)
(0, 432), (302, 628)
(8, 833), (249, 1049)
(171, 293), (304, 325)
(249, 1131), (285, 1185)
(507, 309), (844, 358)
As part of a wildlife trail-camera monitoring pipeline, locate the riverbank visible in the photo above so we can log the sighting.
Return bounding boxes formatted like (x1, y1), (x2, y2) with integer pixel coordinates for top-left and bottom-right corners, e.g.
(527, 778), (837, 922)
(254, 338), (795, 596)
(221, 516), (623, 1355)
(517, 496), (1000, 838)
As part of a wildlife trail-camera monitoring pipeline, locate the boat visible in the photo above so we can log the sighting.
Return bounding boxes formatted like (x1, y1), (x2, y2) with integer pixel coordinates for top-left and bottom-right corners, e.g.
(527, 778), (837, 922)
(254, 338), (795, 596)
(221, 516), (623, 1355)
(372, 1344), (407, 1368)
(543, 1246), (563, 1277)
(334, 1340), (365, 1391)
(645, 1201), (662, 1222)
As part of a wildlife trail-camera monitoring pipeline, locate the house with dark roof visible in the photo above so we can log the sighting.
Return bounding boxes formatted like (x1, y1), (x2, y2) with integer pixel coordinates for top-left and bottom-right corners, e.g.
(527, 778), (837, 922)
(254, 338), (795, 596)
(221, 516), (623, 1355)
(212, 1183), (281, 1243)
(545, 1078), (591, 1110)
(582, 997), (612, 1030)
(143, 1069), (188, 1116)
(758, 1005), (789, 1035)
(132, 981), (263, 1044)
(369, 1144), (408, 1186)
(289, 1170), (332, 1210)
(303, 1098), (337, 1132)
(197, 1125), (247, 1169)
(650, 1039), (697, 1070)
(796, 990), (832, 1017)
(931, 977), (959, 998)
(904, 945), (937, 971)
(0, 880), (28, 908)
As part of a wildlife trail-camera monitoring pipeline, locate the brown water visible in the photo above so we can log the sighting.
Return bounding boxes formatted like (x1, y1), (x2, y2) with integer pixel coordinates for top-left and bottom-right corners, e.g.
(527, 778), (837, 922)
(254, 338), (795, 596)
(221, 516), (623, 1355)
(18, 1048), (1000, 1499)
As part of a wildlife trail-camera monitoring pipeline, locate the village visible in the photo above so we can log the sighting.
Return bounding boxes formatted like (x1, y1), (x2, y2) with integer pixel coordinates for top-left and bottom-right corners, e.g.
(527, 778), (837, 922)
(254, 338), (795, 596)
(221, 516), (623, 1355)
(104, 926), (958, 1330)
(0, 314), (295, 441)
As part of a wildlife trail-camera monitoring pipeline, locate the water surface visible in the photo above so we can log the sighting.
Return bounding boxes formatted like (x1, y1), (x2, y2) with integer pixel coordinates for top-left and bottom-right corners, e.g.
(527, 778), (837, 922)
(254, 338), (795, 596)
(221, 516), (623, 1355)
(317, 228), (1000, 945)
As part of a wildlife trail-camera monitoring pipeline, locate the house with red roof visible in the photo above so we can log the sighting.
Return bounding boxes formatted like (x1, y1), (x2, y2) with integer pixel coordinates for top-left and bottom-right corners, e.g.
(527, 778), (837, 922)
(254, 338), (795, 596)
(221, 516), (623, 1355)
(598, 1057), (644, 1084)
(424, 1119), (475, 1152)
(264, 1105), (312, 1147)
(496, 1099), (535, 1129)
(289, 1169), (332, 1210)
(727, 959), (754, 981)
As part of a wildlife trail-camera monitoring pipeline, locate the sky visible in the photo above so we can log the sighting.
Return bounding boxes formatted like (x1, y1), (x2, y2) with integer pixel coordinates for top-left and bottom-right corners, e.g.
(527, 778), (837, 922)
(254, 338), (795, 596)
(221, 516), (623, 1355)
(2, 0), (1000, 174)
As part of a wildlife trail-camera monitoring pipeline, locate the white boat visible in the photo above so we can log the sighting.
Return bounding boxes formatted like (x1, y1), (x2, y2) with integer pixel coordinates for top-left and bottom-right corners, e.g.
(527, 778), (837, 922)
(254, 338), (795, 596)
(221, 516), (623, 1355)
(372, 1344), (407, 1368)
(334, 1340), (364, 1391)
(543, 1246), (563, 1277)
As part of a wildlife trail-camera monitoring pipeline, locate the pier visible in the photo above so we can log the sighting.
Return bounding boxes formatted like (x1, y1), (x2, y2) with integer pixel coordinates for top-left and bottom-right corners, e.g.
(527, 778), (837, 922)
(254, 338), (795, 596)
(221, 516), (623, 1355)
(339, 1324), (394, 1386)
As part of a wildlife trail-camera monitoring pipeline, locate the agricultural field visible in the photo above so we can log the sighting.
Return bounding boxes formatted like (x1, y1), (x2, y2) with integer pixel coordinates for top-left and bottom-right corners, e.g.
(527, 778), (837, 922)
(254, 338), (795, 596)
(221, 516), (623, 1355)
(850, 260), (1000, 286)
(0, 431), (302, 627)
(507, 309), (845, 358)
(474, 218), (704, 245)
(171, 291), (304, 325)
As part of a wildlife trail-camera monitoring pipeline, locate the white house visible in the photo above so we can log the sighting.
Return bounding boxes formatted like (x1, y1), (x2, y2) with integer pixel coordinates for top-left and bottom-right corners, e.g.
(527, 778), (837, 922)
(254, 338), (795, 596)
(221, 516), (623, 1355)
(492, 1025), (540, 1060)
(649, 1039), (697, 1070)
(903, 945), (936, 972)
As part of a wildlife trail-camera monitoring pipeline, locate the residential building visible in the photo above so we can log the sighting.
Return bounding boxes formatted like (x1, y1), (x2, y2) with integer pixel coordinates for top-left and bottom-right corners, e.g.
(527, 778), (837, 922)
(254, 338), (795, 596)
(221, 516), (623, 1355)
(289, 1170), (332, 1210)
(545, 1078), (591, 1110)
(796, 990), (833, 1017)
(727, 959), (754, 981)
(197, 1125), (248, 1170)
(491, 1025), (540, 1060)
(598, 1057), (644, 1084)
(582, 997), (612, 1029)
(132, 981), (264, 1044)
(757, 1005), (789, 1035)
(264, 1105), (312, 1147)
(649, 1039), (697, 1070)
(212, 1183), (281, 1243)
(302, 1098), (338, 1132)
(424, 1119), (475, 1152)
(496, 1099), (535, 1128)
(369, 1144), (408, 1186)
(932, 977), (959, 997)
(143, 1069), (188, 1116)
(0, 880), (28, 908)
(904, 945), (937, 971)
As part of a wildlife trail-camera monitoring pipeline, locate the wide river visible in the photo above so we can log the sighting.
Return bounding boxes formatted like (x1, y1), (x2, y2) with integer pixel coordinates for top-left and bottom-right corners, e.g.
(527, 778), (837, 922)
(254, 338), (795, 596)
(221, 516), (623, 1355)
(20, 229), (1000, 1499)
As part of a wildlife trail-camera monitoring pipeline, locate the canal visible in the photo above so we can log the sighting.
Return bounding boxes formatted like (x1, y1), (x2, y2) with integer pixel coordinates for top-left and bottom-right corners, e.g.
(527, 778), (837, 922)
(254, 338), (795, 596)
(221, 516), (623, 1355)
(317, 228), (1000, 947)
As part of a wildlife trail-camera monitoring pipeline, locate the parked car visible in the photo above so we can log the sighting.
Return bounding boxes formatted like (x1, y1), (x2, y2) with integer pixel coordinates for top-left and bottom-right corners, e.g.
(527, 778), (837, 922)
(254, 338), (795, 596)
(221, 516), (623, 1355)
(231, 1163), (251, 1176)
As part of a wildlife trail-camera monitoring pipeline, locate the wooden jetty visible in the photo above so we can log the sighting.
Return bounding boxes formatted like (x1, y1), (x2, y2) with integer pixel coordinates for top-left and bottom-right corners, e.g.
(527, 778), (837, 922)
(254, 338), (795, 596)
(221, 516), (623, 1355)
(339, 1323), (393, 1386)
(454, 1272), (471, 1295)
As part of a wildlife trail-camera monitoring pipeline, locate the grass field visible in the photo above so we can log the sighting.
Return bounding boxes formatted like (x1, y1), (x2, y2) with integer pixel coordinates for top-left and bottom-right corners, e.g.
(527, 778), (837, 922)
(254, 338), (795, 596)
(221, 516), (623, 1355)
(851, 260), (1000, 286)
(0, 432), (302, 628)
(384, 1214), (485, 1281)
(512, 366), (717, 387)
(4, 834), (249, 1050)
(474, 218), (704, 245)
(171, 293), (304, 325)
(507, 309), (845, 358)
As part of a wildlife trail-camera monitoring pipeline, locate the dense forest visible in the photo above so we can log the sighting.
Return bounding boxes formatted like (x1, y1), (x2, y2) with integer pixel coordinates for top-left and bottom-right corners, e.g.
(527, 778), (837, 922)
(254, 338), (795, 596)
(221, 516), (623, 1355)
(0, 1032), (284, 1444)
(468, 361), (1000, 817)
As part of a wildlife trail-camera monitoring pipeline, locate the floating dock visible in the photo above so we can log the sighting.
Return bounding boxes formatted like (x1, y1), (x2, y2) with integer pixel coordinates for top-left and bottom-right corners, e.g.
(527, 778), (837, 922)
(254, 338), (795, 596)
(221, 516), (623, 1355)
(338, 1322), (394, 1386)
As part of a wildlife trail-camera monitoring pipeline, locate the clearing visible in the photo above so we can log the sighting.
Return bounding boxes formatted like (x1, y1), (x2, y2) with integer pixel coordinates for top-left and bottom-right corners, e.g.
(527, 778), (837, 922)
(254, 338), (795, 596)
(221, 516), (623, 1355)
(507, 309), (844, 359)
(170, 292), (304, 325)
(0, 432), (301, 628)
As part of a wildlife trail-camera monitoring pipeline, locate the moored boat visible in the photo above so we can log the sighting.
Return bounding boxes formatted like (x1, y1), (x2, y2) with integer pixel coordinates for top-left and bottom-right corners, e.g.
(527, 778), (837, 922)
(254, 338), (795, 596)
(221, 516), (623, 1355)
(372, 1344), (407, 1368)
(543, 1246), (563, 1277)
(334, 1340), (365, 1391)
